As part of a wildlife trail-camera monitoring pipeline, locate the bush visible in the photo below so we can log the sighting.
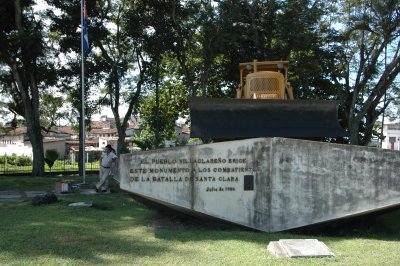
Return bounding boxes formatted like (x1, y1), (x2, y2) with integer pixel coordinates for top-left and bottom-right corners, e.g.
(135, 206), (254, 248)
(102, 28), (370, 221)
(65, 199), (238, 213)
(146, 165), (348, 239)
(45, 149), (59, 170)
(120, 146), (130, 154)
(5, 155), (17, 165)
(15, 156), (32, 166)
(3, 155), (32, 166)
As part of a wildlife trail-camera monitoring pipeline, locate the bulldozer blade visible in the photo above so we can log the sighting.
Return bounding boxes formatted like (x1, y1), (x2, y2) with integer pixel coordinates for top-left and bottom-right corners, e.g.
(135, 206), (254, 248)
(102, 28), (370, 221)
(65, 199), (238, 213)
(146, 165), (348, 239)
(189, 97), (348, 138)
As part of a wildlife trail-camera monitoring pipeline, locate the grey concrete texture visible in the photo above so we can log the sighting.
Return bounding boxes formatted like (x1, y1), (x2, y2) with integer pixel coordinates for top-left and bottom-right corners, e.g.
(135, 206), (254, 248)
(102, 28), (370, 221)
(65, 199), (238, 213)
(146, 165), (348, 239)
(119, 137), (400, 232)
(269, 138), (400, 231)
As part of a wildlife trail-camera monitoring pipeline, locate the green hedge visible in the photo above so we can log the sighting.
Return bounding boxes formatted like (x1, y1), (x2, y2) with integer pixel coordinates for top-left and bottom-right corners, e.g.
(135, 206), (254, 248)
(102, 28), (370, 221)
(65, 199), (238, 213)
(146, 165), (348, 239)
(0, 155), (32, 166)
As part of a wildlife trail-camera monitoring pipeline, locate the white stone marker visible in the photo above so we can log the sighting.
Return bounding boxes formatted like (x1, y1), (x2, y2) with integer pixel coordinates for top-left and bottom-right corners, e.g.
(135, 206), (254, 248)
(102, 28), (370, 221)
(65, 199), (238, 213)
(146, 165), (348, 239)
(267, 239), (335, 258)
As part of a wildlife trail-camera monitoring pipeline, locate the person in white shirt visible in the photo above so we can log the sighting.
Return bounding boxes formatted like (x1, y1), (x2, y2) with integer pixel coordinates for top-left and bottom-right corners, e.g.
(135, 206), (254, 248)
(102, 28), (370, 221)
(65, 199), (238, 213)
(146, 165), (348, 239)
(96, 144), (117, 192)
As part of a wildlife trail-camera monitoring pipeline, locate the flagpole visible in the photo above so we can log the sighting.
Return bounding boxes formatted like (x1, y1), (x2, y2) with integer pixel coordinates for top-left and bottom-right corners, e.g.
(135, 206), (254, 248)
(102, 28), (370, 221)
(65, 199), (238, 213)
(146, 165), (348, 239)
(81, 0), (86, 184)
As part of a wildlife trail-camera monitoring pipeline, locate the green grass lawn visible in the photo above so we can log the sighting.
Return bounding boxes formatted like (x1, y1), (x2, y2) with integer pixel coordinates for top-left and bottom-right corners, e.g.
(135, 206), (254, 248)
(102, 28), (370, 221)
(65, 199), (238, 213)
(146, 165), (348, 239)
(0, 175), (99, 191)
(1, 175), (400, 265)
(0, 160), (99, 174)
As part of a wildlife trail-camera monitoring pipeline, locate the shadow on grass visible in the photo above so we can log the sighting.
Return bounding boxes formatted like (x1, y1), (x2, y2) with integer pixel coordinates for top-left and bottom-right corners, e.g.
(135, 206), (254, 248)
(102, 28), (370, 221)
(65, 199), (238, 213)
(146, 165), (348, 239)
(0, 193), (294, 264)
(2, 189), (400, 264)
(137, 195), (400, 243)
(0, 194), (178, 264)
(290, 206), (400, 240)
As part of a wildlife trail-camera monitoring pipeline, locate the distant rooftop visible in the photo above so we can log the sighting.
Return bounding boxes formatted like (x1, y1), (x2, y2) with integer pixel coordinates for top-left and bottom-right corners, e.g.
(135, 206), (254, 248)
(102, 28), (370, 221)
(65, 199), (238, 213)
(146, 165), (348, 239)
(0, 127), (27, 136)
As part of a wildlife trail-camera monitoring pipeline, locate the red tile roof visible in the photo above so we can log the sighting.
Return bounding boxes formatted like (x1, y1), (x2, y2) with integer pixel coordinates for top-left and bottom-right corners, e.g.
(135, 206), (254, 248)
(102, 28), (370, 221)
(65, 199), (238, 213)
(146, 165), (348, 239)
(57, 127), (77, 135)
(66, 138), (99, 145)
(90, 128), (118, 134)
(91, 121), (111, 129)
(0, 127), (27, 136)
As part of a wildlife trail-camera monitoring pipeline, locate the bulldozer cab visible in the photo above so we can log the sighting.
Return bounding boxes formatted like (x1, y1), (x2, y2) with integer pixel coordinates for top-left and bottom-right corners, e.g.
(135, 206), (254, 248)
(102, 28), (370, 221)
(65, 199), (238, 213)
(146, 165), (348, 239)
(236, 60), (294, 100)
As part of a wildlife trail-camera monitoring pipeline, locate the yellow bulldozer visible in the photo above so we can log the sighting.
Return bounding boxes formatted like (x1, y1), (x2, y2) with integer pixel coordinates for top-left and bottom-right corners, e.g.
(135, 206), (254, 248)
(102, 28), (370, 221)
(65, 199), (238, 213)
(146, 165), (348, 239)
(189, 60), (347, 139)
(236, 60), (293, 100)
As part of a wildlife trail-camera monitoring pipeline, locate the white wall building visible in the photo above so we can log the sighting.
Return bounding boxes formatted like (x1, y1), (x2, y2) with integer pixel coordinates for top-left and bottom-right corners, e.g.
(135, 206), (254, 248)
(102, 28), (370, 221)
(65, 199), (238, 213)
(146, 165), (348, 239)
(382, 124), (400, 151)
(43, 138), (67, 159)
(0, 128), (32, 157)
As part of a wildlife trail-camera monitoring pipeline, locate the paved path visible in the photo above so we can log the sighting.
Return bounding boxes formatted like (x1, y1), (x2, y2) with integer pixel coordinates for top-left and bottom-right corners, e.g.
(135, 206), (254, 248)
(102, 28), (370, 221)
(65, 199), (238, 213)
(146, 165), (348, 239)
(0, 188), (102, 202)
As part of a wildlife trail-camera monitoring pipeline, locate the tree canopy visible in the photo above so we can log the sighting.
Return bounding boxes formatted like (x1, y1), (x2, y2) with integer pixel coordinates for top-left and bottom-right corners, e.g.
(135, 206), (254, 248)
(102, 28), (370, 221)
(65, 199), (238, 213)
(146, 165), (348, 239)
(0, 0), (59, 175)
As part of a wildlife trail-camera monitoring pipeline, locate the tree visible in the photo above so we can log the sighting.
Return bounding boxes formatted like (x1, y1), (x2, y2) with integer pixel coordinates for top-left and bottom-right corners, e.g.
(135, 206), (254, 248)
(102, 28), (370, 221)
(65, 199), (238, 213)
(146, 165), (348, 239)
(196, 0), (400, 145)
(336, 0), (400, 145)
(139, 78), (189, 148)
(196, 0), (340, 100)
(0, 0), (57, 175)
(124, 1), (190, 147)
(44, 149), (59, 172)
(46, 0), (153, 157)
(40, 94), (68, 133)
(92, 0), (201, 153)
(90, 0), (149, 156)
(133, 0), (346, 146)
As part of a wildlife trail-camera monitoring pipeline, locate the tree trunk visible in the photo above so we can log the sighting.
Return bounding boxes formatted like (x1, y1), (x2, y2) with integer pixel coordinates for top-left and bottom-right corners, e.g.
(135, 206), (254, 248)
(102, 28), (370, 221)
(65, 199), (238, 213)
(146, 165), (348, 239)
(154, 61), (162, 148)
(348, 122), (360, 145)
(112, 54), (145, 156)
(11, 0), (45, 176)
(117, 128), (127, 156)
(28, 119), (45, 176)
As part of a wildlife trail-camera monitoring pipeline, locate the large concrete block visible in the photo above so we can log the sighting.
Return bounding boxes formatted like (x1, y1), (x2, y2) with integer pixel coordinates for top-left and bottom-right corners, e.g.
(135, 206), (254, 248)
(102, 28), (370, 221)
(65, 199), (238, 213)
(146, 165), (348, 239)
(119, 138), (400, 232)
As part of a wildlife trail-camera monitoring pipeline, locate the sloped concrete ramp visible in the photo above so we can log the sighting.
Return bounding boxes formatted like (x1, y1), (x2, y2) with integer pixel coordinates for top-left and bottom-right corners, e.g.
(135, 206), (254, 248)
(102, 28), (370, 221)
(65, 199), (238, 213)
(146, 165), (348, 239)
(119, 137), (400, 232)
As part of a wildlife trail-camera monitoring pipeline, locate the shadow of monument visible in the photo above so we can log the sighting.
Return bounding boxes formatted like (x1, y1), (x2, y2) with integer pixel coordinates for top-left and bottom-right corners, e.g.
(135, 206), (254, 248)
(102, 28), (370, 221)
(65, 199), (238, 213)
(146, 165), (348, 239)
(290, 205), (400, 240)
(134, 192), (400, 242)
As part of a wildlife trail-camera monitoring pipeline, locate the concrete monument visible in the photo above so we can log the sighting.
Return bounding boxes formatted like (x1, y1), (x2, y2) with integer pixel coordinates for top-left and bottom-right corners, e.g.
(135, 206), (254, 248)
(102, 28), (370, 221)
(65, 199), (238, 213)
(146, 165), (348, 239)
(119, 137), (400, 232)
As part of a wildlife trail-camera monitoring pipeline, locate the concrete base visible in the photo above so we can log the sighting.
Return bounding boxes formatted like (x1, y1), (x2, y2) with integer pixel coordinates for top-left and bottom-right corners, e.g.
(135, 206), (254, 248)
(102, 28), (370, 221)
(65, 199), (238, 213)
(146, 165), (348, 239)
(119, 137), (400, 232)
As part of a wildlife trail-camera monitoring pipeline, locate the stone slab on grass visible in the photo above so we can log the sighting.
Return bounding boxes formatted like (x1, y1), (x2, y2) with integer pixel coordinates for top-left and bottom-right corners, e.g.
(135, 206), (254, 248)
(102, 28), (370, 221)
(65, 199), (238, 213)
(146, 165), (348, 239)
(0, 190), (22, 201)
(268, 239), (335, 258)
(25, 191), (47, 198)
(74, 189), (94, 195)
(68, 201), (93, 207)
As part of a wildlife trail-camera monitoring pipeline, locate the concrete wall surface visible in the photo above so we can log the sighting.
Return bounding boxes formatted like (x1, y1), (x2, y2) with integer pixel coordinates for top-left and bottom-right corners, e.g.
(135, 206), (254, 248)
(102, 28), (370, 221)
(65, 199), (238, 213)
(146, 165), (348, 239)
(119, 138), (400, 232)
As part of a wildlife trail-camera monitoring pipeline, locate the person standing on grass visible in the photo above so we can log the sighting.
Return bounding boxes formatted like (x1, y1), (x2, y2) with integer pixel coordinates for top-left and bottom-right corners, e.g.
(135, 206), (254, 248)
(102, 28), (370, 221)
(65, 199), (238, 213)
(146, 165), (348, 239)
(96, 144), (117, 192)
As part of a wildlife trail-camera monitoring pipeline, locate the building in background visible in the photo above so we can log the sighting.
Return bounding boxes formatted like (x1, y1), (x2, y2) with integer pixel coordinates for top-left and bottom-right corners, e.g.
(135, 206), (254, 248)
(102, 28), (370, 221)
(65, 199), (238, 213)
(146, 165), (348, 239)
(0, 128), (31, 157)
(382, 124), (400, 151)
(0, 115), (192, 159)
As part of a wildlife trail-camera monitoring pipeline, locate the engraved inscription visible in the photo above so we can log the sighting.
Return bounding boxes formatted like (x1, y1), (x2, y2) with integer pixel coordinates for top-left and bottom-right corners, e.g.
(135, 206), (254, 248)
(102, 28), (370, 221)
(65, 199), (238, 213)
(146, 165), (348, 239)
(129, 156), (254, 192)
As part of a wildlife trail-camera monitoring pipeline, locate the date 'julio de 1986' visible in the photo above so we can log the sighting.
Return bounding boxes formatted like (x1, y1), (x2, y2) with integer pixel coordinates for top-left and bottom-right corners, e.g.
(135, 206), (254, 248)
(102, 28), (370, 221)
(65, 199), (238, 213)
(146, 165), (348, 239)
(206, 187), (236, 192)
